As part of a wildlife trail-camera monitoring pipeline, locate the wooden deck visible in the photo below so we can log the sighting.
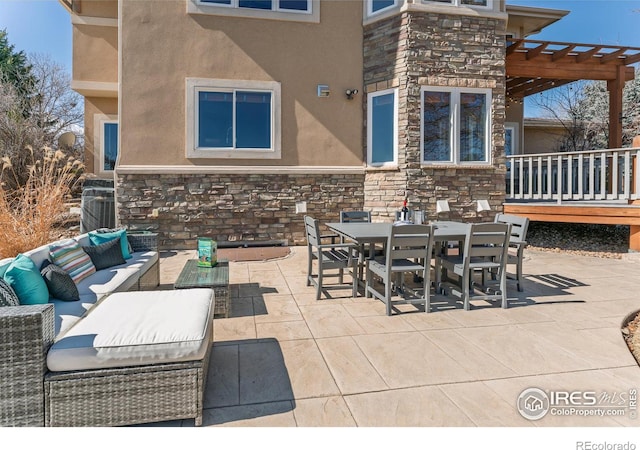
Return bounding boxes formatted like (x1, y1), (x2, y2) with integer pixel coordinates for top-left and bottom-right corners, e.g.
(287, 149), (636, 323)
(503, 200), (640, 251)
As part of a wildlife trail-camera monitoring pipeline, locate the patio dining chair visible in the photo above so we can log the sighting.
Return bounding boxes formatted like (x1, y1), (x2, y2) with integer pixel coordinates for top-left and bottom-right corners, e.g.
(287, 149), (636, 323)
(437, 222), (511, 310)
(494, 213), (529, 291)
(305, 215), (358, 300)
(365, 224), (434, 315)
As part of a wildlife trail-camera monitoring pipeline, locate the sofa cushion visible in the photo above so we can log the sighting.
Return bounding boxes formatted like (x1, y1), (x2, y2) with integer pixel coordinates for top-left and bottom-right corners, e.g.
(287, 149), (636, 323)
(51, 292), (106, 337)
(47, 289), (214, 372)
(88, 229), (132, 260)
(82, 237), (126, 271)
(49, 239), (96, 283)
(93, 227), (134, 255)
(40, 260), (80, 302)
(75, 266), (140, 296)
(0, 278), (20, 307)
(3, 254), (49, 305)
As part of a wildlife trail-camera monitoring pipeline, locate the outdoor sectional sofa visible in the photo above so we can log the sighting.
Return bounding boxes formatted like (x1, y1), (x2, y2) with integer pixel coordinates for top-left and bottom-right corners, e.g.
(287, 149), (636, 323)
(0, 232), (214, 427)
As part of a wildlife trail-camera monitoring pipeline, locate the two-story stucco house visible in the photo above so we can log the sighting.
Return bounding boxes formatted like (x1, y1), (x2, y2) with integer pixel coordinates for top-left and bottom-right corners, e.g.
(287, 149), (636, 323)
(60, 0), (568, 249)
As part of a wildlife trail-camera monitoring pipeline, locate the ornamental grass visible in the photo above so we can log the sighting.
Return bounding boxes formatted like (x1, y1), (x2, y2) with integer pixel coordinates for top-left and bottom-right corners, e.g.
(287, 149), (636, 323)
(0, 146), (84, 258)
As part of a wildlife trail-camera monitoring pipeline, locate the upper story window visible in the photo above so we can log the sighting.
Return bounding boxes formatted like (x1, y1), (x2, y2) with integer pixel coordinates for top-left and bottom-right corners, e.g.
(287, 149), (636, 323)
(421, 86), (492, 165)
(191, 0), (319, 22)
(186, 78), (281, 160)
(422, 0), (492, 9)
(202, 0), (311, 13)
(367, 88), (398, 167)
(367, 0), (399, 16)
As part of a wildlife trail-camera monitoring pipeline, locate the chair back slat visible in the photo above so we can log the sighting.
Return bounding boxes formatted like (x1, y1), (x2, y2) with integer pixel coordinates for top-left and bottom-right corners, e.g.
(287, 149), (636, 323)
(466, 223), (511, 260)
(495, 213), (529, 243)
(387, 224), (434, 264)
(340, 211), (371, 223)
(304, 215), (321, 247)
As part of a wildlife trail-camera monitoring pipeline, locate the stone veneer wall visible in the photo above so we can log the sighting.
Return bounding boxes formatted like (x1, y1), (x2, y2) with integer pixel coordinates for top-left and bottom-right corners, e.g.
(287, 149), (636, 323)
(117, 173), (365, 249)
(364, 10), (507, 222)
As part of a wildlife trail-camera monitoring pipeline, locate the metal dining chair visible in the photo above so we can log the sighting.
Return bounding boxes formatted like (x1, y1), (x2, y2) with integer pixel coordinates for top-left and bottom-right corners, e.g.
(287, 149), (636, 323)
(437, 222), (511, 310)
(304, 215), (358, 300)
(365, 224), (434, 315)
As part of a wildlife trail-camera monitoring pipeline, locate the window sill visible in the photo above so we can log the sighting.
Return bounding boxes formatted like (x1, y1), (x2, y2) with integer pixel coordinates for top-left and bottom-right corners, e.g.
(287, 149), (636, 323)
(366, 165), (399, 172)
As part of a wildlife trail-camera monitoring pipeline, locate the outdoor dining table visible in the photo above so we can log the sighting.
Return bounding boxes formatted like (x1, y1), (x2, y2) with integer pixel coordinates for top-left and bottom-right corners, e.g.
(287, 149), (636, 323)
(325, 220), (469, 293)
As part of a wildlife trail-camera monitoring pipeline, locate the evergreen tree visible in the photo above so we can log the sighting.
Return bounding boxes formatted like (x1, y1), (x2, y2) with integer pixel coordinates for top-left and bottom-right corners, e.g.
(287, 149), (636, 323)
(0, 29), (36, 115)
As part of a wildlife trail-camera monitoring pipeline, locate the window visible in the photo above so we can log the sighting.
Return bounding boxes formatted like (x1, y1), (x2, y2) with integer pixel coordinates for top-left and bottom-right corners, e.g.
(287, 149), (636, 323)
(368, 0), (398, 16)
(367, 88), (398, 167)
(422, 0), (492, 8)
(199, 0), (311, 13)
(102, 121), (118, 171)
(186, 79), (281, 159)
(421, 86), (491, 164)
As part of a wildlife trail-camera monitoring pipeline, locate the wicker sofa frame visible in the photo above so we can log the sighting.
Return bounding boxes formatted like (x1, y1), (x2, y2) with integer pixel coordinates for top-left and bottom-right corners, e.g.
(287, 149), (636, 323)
(0, 233), (210, 427)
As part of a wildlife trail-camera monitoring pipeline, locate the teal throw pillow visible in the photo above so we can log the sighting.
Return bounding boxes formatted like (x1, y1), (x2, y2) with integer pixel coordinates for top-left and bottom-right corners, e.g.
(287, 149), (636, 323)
(3, 254), (49, 305)
(88, 229), (132, 260)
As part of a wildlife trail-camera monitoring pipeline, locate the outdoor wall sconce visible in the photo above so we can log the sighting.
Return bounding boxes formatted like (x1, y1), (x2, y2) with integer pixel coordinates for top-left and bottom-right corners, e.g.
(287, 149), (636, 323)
(317, 84), (330, 97)
(436, 200), (450, 214)
(477, 199), (491, 212)
(345, 88), (359, 100)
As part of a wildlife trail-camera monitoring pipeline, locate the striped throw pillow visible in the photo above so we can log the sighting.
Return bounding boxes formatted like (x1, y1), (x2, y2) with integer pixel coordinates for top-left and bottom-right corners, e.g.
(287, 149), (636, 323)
(49, 239), (96, 283)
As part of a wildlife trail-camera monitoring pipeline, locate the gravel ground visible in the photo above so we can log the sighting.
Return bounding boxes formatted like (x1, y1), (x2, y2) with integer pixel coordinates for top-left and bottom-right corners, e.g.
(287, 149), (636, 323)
(526, 222), (630, 259)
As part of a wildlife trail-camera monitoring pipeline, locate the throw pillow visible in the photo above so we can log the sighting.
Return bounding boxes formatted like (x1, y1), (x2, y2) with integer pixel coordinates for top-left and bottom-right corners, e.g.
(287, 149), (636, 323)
(2, 254), (49, 305)
(0, 278), (20, 307)
(88, 229), (132, 260)
(82, 236), (126, 271)
(49, 239), (97, 283)
(94, 227), (134, 255)
(40, 260), (80, 302)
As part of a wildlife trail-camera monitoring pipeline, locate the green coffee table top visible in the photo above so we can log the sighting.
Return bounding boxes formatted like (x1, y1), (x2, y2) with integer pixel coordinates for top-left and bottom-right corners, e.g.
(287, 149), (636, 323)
(174, 259), (229, 289)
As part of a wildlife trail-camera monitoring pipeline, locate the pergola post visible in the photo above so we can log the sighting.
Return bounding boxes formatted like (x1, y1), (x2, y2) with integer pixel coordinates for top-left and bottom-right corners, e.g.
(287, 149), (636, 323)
(607, 65), (626, 150)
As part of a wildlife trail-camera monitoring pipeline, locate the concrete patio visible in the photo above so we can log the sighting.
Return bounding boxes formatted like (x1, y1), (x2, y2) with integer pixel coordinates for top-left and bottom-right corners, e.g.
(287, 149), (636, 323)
(151, 246), (640, 427)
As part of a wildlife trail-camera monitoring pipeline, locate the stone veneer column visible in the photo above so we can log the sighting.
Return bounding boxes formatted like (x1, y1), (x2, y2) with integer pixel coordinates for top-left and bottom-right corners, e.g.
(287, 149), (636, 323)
(117, 173), (365, 249)
(364, 10), (507, 222)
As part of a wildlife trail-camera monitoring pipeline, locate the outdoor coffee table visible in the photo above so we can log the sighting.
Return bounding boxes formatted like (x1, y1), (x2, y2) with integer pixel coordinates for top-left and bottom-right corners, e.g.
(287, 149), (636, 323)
(174, 259), (230, 318)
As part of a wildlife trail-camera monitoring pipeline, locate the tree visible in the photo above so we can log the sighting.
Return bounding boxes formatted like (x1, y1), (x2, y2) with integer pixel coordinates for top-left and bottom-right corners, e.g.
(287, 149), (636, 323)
(530, 68), (640, 151)
(0, 52), (83, 189)
(0, 29), (36, 115)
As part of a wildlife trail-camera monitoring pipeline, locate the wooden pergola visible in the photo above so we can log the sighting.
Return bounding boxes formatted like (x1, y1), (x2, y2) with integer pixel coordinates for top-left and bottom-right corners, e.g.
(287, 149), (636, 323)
(506, 38), (640, 149)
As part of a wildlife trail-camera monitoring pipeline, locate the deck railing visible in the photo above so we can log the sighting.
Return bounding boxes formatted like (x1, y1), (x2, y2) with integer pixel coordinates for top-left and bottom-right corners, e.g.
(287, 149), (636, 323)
(506, 147), (640, 203)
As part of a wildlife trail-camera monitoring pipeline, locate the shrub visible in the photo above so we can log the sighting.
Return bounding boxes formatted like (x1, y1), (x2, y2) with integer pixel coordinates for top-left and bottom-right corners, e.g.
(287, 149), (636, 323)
(0, 146), (84, 258)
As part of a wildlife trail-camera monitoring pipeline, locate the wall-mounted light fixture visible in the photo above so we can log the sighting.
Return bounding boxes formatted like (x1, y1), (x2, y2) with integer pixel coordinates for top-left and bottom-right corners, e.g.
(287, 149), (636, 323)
(345, 88), (359, 100)
(317, 84), (330, 97)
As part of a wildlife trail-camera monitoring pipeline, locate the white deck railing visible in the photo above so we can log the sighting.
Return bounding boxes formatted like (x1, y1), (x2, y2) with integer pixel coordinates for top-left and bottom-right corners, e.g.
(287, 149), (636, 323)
(506, 147), (640, 203)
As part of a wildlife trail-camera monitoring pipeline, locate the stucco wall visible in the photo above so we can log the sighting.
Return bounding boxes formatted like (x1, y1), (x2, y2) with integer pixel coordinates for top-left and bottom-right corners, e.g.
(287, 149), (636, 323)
(78, 0), (117, 18)
(118, 0), (364, 167)
(72, 24), (118, 83)
(524, 126), (568, 154)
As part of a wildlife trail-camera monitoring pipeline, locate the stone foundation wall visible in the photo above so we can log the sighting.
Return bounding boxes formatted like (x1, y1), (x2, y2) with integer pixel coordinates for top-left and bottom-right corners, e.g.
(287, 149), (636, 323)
(117, 173), (365, 249)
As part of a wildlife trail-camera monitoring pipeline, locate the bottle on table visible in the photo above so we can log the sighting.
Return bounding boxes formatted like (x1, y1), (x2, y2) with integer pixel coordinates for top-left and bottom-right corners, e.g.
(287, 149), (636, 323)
(401, 198), (409, 222)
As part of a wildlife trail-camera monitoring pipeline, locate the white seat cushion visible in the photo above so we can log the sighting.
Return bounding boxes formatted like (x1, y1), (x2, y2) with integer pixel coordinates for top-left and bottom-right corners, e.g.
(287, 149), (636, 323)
(51, 292), (106, 336)
(47, 289), (214, 372)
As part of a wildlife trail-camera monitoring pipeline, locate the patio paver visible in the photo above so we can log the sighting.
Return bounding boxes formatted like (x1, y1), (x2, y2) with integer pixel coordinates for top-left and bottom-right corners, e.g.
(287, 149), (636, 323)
(153, 246), (640, 427)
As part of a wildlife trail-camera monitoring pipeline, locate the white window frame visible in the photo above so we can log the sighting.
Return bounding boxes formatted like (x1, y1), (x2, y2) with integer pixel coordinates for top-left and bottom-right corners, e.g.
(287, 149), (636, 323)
(505, 122), (519, 156)
(189, 0), (319, 23)
(366, 0), (399, 18)
(93, 114), (118, 174)
(367, 87), (398, 168)
(420, 85), (492, 165)
(421, 0), (493, 10)
(186, 78), (282, 160)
